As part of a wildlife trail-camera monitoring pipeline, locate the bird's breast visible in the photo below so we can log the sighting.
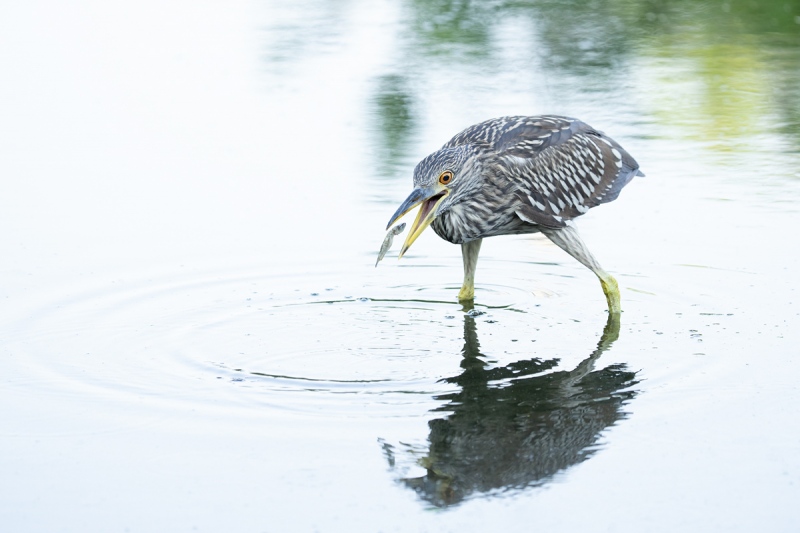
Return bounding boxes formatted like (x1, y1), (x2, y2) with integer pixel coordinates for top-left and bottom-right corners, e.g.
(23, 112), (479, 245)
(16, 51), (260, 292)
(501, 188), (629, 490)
(431, 209), (470, 244)
(432, 199), (536, 244)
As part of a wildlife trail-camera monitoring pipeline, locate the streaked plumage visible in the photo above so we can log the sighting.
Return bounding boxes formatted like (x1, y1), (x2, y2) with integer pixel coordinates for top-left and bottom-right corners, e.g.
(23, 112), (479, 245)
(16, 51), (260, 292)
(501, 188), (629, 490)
(386, 115), (643, 313)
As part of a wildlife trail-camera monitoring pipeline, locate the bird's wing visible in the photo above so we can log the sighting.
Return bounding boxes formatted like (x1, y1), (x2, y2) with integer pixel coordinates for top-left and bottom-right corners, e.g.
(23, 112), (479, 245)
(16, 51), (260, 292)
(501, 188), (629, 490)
(446, 116), (642, 229)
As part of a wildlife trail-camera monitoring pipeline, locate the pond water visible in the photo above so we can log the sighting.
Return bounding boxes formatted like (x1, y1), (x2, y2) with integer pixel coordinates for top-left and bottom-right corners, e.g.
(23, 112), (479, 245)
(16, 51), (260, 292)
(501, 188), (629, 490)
(2, 0), (800, 531)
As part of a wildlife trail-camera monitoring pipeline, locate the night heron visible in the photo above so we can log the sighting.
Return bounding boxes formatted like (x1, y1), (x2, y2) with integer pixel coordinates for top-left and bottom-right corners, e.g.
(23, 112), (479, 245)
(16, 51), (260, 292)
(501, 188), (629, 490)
(386, 115), (643, 314)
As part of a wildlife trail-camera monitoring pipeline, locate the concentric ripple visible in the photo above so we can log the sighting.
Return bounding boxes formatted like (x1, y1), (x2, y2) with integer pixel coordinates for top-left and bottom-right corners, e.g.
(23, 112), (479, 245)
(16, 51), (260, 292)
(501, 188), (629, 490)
(7, 261), (589, 420)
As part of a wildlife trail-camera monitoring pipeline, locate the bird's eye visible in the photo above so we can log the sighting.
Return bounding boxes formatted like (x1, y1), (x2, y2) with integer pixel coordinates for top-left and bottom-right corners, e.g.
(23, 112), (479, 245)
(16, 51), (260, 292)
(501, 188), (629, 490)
(439, 170), (454, 185)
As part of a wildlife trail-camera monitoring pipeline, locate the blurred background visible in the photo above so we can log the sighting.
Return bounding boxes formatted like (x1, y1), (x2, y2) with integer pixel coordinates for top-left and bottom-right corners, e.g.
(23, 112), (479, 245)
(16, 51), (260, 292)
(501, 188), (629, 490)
(1, 1), (799, 531)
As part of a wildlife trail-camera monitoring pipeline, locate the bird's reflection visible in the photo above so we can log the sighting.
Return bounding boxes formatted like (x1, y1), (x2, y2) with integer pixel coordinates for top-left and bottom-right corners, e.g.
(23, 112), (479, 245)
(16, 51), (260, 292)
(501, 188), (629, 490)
(384, 306), (637, 507)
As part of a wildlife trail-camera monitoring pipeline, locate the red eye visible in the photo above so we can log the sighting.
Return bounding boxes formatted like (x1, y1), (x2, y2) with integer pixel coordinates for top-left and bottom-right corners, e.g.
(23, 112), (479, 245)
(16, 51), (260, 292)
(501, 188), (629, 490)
(439, 170), (454, 185)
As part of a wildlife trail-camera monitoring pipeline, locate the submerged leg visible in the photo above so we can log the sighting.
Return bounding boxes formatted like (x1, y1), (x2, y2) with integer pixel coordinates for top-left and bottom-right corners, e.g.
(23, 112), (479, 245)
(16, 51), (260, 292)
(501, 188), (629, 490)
(458, 239), (483, 302)
(541, 225), (621, 314)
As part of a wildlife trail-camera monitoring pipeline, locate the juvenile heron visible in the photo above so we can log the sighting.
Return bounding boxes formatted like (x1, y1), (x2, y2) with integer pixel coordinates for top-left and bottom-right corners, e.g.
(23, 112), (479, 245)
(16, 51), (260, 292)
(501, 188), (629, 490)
(386, 115), (643, 314)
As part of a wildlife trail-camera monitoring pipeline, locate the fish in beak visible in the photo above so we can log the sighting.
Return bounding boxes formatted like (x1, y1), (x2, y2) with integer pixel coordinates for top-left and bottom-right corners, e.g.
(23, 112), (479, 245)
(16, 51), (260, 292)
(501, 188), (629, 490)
(386, 186), (449, 258)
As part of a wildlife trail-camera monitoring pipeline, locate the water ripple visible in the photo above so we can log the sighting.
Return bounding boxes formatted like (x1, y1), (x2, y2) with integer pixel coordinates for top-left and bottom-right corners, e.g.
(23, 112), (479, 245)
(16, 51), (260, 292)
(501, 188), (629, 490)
(7, 263), (565, 420)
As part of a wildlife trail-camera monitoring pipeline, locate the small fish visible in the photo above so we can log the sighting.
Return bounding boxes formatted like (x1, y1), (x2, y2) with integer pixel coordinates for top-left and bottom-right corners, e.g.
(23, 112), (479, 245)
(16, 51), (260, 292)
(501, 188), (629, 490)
(375, 222), (406, 267)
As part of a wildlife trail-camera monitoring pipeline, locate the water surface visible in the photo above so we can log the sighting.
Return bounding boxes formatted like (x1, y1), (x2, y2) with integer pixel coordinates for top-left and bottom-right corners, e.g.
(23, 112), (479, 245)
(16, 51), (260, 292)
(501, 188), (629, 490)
(1, 0), (799, 531)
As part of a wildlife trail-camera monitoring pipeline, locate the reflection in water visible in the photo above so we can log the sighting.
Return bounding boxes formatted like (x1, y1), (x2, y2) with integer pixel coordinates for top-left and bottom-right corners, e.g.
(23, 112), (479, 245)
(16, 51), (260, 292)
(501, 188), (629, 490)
(384, 308), (637, 507)
(371, 74), (417, 177)
(407, 0), (496, 57)
(363, 0), (800, 164)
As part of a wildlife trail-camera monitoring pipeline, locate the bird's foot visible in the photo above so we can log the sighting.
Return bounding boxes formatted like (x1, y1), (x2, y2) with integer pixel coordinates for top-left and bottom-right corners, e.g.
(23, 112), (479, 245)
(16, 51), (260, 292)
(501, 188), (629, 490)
(457, 284), (475, 302)
(600, 275), (621, 315)
(458, 287), (475, 304)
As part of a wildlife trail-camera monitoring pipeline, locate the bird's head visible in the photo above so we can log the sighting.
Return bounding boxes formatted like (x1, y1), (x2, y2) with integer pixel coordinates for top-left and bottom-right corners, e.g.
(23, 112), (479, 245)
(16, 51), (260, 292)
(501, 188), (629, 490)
(386, 145), (480, 257)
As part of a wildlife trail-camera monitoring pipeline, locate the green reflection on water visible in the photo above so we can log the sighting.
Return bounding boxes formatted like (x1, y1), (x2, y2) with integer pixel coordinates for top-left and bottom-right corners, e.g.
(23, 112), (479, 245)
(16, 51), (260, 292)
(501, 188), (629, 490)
(363, 0), (800, 167)
(510, 0), (641, 76)
(633, 0), (800, 148)
(371, 74), (417, 177)
(407, 0), (499, 57)
(383, 309), (638, 507)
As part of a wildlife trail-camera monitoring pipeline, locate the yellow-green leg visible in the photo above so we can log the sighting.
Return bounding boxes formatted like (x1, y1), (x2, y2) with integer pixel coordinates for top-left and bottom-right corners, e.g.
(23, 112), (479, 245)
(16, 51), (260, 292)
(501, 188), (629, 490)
(458, 239), (482, 301)
(541, 225), (622, 314)
(598, 271), (621, 315)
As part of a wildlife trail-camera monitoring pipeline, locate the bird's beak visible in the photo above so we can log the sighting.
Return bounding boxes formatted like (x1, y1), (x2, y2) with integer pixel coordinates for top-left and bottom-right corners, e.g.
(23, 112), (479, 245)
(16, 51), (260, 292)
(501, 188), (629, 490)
(386, 186), (449, 258)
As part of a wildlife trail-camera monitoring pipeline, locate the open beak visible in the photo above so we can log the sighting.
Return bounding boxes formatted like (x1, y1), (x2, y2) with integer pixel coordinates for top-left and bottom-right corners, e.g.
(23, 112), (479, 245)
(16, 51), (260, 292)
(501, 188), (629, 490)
(386, 186), (449, 258)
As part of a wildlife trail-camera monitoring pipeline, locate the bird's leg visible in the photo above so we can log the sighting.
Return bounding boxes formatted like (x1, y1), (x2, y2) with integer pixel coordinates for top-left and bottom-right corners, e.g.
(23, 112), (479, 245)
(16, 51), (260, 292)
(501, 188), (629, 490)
(541, 226), (621, 314)
(599, 275), (621, 315)
(458, 239), (483, 302)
